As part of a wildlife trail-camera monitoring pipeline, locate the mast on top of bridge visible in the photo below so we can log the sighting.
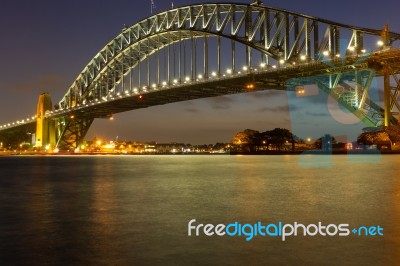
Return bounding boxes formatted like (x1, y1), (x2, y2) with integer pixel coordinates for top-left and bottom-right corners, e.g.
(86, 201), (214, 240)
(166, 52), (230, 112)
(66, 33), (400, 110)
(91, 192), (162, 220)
(250, 0), (263, 6)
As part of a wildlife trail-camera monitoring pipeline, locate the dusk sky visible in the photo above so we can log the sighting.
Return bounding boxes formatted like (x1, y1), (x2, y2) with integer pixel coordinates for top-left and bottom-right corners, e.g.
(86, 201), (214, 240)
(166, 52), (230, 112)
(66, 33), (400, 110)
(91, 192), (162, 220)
(0, 0), (399, 144)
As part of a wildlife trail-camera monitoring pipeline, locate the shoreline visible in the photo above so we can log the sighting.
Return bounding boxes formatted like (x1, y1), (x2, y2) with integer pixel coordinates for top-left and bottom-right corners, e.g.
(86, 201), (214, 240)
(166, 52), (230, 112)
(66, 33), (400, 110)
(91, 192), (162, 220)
(1, 150), (399, 156)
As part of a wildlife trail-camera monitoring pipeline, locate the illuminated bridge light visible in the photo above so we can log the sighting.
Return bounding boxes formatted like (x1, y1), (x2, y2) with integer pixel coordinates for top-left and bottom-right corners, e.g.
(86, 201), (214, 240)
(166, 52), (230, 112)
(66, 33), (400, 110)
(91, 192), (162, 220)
(323, 50), (330, 56)
(279, 59), (285, 64)
(226, 69), (232, 74)
(211, 72), (217, 77)
(377, 40), (384, 47)
(260, 62), (266, 68)
(348, 46), (355, 52)
(246, 83), (255, 90)
(242, 66), (248, 71)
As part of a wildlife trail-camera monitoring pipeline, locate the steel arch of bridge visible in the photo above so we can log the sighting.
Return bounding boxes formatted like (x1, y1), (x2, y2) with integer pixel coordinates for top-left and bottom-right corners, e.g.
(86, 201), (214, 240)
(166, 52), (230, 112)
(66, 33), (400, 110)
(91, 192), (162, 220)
(58, 2), (399, 111)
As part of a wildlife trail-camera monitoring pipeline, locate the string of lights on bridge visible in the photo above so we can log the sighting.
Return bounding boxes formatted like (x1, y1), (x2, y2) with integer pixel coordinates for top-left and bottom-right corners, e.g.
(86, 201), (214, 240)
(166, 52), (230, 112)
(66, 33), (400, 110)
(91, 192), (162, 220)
(0, 38), (389, 131)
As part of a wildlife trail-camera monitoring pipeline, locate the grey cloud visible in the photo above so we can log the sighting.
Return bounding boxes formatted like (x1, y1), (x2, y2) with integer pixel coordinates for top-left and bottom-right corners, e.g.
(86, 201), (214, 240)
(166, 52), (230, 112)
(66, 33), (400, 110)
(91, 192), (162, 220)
(257, 104), (298, 113)
(305, 111), (329, 117)
(185, 108), (199, 113)
(207, 96), (234, 110)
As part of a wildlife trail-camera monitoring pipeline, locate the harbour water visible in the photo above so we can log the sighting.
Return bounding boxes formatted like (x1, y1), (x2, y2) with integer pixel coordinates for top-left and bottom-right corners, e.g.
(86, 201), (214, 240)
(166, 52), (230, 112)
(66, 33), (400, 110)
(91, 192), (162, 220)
(0, 155), (399, 265)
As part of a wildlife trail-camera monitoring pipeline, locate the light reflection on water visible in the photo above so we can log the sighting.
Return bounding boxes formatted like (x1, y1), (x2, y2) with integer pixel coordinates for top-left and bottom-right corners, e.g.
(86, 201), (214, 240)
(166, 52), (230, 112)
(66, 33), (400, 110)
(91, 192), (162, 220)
(0, 155), (399, 265)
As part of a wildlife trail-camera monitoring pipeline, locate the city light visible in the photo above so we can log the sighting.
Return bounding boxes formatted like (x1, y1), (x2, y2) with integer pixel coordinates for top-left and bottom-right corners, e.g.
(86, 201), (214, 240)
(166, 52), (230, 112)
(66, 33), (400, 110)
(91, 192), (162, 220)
(377, 40), (384, 47)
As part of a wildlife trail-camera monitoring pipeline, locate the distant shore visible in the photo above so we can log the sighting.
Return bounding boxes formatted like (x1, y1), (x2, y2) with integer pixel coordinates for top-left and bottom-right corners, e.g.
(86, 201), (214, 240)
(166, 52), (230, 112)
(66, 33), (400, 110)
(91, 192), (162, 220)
(230, 150), (399, 155)
(1, 150), (400, 156)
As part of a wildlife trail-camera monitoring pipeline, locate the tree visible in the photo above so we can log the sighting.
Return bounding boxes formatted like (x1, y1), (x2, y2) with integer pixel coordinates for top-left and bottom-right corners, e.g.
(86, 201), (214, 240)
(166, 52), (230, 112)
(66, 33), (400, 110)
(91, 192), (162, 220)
(264, 128), (294, 151)
(357, 129), (392, 147)
(231, 129), (259, 152)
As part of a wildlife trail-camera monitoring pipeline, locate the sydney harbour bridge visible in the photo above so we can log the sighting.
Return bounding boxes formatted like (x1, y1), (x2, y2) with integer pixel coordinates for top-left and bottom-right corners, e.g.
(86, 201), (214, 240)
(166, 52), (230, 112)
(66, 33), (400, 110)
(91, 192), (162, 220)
(1, 1), (400, 150)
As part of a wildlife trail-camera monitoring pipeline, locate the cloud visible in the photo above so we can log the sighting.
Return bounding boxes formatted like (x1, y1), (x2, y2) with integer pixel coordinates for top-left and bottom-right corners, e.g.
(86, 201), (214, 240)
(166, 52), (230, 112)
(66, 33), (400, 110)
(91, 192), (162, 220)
(185, 108), (199, 113)
(4, 74), (68, 93)
(257, 104), (298, 113)
(305, 111), (329, 117)
(207, 96), (234, 110)
(247, 90), (286, 99)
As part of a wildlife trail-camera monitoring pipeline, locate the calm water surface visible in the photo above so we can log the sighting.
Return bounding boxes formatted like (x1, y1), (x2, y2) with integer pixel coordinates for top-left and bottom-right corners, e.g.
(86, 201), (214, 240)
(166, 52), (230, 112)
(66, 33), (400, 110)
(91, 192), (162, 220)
(0, 155), (399, 265)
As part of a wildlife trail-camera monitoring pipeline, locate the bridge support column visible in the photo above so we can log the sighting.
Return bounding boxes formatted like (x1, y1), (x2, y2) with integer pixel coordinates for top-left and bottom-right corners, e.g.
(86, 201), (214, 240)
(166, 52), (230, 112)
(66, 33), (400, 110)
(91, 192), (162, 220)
(384, 69), (391, 127)
(36, 93), (55, 150)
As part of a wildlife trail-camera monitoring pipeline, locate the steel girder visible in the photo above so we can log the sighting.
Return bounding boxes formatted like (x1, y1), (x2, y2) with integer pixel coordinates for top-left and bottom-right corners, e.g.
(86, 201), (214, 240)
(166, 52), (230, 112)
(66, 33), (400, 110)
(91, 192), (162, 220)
(55, 116), (94, 151)
(383, 62), (400, 126)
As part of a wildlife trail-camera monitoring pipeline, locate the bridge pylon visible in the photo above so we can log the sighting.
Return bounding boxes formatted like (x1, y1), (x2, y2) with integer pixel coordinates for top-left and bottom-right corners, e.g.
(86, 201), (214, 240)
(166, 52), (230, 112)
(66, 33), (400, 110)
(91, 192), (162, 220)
(35, 93), (55, 150)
